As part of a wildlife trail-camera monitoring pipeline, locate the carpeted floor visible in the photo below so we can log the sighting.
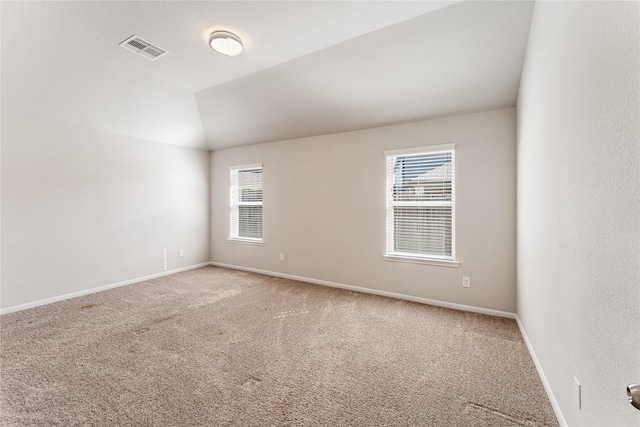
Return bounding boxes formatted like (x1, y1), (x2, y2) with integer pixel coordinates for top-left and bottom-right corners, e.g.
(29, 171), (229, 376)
(0, 266), (558, 426)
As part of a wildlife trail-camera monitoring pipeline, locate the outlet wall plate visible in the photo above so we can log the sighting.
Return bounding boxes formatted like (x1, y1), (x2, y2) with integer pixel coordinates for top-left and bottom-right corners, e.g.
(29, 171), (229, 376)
(573, 376), (581, 409)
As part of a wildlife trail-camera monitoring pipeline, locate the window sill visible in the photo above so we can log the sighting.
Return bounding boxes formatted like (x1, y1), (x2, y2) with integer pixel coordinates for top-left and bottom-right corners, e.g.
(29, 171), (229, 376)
(228, 238), (264, 246)
(383, 254), (459, 267)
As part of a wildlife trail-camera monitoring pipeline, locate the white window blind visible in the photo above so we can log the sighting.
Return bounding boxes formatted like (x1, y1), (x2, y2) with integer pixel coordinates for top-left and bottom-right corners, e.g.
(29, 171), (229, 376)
(230, 164), (263, 243)
(385, 145), (455, 261)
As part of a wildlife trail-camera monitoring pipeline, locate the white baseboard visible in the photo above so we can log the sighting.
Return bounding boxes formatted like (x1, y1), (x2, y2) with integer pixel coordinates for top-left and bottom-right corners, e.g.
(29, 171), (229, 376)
(209, 262), (516, 319)
(0, 263), (211, 315)
(516, 316), (567, 427)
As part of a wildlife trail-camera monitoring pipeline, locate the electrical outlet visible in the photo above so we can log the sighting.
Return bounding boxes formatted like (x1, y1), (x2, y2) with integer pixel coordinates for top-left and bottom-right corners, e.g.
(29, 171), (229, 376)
(462, 277), (471, 288)
(279, 253), (285, 261)
(573, 376), (581, 409)
(179, 249), (184, 257)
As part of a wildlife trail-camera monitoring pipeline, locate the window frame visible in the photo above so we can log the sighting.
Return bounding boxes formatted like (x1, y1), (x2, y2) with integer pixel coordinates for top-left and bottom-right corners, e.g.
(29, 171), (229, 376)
(228, 163), (264, 246)
(383, 144), (459, 267)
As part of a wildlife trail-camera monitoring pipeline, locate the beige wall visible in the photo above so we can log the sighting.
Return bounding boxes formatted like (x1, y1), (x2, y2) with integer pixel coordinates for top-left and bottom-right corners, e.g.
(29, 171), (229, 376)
(1, 112), (211, 310)
(211, 108), (516, 313)
(517, 1), (640, 425)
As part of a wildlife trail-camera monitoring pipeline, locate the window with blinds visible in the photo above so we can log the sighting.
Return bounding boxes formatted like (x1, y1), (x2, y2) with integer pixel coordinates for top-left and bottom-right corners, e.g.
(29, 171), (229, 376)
(229, 164), (263, 243)
(385, 144), (455, 262)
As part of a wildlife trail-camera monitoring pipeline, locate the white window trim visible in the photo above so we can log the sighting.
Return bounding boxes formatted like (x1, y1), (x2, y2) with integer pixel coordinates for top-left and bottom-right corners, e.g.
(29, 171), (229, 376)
(229, 163), (263, 245)
(227, 237), (264, 246)
(384, 144), (458, 266)
(384, 143), (455, 157)
(382, 254), (459, 267)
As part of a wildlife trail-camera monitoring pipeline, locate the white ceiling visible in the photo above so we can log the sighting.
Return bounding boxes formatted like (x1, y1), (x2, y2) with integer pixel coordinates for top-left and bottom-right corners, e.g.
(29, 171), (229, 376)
(1, 1), (534, 151)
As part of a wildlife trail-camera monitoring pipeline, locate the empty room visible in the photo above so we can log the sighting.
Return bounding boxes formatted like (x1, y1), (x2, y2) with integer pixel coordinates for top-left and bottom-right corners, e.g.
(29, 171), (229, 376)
(1, 1), (638, 426)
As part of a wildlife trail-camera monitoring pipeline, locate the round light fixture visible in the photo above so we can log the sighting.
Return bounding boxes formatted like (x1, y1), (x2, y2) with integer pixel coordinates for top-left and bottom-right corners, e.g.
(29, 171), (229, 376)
(208, 31), (243, 57)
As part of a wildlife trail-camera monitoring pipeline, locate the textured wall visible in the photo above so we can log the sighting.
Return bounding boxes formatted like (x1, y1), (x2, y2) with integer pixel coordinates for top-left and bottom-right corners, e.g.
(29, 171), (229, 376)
(517, 1), (640, 425)
(211, 108), (517, 313)
(1, 113), (211, 310)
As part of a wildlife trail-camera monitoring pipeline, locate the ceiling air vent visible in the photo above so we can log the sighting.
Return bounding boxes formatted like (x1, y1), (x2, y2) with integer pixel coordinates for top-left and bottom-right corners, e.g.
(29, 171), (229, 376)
(118, 35), (168, 60)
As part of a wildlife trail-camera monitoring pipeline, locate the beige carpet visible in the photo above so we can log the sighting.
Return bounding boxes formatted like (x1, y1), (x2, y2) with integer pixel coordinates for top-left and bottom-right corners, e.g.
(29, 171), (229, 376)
(0, 266), (558, 426)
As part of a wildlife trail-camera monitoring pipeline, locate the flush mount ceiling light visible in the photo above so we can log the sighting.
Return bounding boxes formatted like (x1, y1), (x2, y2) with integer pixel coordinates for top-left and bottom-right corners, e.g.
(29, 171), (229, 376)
(208, 31), (243, 57)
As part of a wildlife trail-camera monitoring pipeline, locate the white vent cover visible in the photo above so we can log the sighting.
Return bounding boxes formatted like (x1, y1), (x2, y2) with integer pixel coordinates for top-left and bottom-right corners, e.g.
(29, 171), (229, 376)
(118, 35), (168, 60)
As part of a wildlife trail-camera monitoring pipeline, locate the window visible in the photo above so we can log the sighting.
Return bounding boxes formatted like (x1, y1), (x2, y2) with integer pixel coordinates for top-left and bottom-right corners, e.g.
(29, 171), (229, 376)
(229, 164), (263, 244)
(384, 144), (457, 266)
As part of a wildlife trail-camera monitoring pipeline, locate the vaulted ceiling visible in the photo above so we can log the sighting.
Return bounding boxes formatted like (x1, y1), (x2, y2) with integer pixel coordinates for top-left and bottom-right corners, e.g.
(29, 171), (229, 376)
(1, 1), (534, 150)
